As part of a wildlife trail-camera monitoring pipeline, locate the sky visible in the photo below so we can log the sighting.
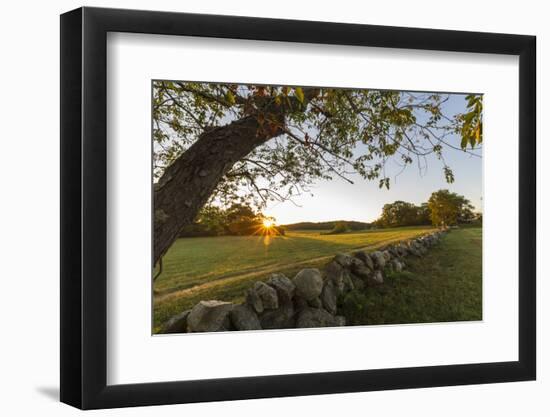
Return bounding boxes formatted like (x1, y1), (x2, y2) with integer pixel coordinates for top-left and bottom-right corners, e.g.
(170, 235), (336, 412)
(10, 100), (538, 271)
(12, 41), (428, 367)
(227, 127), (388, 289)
(263, 94), (483, 225)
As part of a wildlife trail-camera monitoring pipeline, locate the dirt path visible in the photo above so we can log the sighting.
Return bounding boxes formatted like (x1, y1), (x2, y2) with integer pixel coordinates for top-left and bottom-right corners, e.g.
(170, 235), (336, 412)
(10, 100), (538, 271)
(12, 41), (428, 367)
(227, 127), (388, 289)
(153, 234), (424, 305)
(154, 254), (335, 304)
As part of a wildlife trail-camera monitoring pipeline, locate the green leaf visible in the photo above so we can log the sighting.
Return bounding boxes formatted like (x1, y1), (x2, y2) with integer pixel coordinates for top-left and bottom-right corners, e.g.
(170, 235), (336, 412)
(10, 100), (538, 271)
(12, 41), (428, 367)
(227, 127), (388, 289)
(463, 111), (475, 123)
(461, 135), (468, 149)
(295, 87), (305, 103)
(226, 90), (236, 105)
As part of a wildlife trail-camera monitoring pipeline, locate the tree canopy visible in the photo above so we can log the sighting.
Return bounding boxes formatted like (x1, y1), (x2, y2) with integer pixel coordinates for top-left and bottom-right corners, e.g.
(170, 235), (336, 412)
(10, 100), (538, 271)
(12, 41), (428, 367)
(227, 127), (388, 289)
(153, 82), (482, 210)
(375, 190), (478, 228)
(178, 203), (283, 237)
(427, 189), (476, 226)
(376, 200), (430, 228)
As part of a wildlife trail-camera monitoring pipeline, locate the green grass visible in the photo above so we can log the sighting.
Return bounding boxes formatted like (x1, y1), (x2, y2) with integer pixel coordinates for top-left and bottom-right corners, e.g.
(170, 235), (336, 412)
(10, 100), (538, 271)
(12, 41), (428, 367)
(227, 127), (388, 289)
(342, 227), (482, 325)
(153, 225), (436, 331)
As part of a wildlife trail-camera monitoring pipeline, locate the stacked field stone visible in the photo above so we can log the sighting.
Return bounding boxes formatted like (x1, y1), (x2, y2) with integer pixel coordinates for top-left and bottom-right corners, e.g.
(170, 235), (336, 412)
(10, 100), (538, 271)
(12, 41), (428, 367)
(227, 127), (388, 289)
(161, 230), (447, 333)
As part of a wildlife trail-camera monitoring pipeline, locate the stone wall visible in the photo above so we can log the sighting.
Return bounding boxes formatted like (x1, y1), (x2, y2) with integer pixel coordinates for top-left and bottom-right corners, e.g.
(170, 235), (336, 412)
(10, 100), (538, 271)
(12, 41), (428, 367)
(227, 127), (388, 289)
(161, 230), (447, 334)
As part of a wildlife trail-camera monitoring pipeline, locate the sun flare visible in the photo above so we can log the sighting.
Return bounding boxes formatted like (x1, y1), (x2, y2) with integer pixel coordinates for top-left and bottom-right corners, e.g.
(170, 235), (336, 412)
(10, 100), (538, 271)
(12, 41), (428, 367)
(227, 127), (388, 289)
(262, 219), (274, 228)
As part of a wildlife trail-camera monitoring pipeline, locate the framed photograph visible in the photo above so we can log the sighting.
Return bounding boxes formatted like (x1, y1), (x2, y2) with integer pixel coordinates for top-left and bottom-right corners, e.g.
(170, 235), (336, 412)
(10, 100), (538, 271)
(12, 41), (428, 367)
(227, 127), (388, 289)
(60, 6), (536, 409)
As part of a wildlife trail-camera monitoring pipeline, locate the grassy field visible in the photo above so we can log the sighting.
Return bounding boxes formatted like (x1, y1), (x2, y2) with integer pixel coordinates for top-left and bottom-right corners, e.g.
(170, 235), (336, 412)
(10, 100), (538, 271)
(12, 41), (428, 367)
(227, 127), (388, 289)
(153, 225), (437, 331)
(342, 227), (482, 325)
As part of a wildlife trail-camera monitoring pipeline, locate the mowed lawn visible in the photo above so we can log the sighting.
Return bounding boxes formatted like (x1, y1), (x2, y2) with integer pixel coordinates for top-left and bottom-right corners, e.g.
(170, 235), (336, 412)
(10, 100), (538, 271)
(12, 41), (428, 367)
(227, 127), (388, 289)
(346, 227), (482, 325)
(153, 226), (436, 331)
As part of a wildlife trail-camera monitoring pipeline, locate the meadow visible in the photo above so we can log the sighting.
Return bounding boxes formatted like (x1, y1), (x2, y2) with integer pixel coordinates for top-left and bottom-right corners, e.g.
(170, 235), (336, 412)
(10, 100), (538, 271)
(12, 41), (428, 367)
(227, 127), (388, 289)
(153, 225), (438, 331)
(342, 227), (482, 325)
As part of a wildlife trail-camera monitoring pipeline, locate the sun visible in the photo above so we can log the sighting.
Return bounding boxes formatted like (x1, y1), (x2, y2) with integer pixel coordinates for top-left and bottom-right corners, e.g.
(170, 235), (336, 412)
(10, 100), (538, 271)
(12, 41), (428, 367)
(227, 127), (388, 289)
(262, 219), (274, 228)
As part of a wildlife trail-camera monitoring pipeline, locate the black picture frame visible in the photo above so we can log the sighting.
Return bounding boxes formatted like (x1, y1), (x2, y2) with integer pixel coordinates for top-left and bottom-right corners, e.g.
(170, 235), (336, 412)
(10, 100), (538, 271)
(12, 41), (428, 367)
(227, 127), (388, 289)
(60, 6), (536, 410)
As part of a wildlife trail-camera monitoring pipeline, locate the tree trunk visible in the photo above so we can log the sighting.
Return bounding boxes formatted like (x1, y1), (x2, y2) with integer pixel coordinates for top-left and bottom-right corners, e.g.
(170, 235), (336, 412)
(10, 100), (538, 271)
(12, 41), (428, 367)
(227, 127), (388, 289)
(153, 114), (283, 265)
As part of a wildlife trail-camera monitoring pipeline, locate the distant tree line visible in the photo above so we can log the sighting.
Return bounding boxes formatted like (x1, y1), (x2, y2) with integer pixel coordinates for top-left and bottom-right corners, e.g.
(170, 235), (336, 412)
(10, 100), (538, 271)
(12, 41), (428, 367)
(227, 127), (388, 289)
(283, 220), (371, 231)
(374, 189), (481, 228)
(179, 189), (479, 238)
(179, 203), (284, 237)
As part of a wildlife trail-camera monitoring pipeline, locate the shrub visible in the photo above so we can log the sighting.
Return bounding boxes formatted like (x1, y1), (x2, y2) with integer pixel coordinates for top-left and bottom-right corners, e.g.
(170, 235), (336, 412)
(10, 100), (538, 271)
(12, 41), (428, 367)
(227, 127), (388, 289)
(178, 223), (219, 238)
(340, 290), (370, 325)
(323, 221), (350, 235)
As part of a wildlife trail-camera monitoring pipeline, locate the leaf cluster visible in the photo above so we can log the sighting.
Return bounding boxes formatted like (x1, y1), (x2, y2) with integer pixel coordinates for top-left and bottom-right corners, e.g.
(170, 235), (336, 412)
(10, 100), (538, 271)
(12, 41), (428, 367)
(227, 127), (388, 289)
(153, 81), (482, 210)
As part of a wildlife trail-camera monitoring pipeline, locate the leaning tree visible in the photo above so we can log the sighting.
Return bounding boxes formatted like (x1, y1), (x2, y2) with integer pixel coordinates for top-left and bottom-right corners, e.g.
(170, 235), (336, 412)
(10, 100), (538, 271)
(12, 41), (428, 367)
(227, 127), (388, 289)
(153, 82), (482, 265)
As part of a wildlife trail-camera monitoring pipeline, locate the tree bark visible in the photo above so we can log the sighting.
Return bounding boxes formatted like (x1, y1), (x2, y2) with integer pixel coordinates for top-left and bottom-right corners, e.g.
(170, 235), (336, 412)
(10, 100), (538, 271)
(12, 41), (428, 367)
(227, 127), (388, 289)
(153, 114), (283, 265)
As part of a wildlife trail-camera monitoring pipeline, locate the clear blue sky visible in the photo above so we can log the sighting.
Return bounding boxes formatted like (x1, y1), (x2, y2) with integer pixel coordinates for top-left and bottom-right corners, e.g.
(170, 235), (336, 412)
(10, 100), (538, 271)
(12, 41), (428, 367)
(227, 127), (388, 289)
(265, 93), (482, 225)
